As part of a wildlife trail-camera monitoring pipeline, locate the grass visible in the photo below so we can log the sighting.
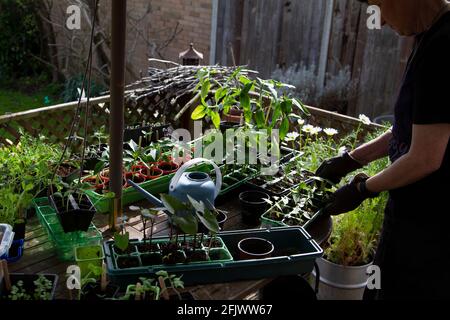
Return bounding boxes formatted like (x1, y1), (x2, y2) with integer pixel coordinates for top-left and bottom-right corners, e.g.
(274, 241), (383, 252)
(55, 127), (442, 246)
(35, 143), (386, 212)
(0, 80), (63, 115)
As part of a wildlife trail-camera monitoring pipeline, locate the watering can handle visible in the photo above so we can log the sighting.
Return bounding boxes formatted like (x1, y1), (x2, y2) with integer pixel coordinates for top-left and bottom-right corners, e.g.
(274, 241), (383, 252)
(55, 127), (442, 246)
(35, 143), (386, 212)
(169, 158), (222, 198)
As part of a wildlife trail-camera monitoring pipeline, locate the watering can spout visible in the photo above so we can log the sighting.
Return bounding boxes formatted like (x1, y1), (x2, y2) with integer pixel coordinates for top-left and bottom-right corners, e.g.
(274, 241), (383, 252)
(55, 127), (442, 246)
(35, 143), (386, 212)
(127, 180), (163, 207)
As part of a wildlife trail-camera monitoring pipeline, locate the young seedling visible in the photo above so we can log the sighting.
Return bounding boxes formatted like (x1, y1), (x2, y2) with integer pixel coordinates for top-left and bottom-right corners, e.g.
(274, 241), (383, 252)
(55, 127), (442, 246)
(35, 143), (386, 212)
(156, 270), (184, 300)
(114, 215), (130, 254)
(130, 206), (159, 252)
(33, 275), (53, 300)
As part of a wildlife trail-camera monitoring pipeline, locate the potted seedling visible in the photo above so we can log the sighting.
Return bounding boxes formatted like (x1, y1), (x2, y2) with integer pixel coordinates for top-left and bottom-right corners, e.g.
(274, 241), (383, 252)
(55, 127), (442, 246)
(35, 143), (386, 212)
(76, 264), (119, 300)
(129, 206), (163, 266)
(156, 270), (186, 300)
(0, 261), (58, 300)
(49, 180), (107, 233)
(121, 277), (160, 301)
(113, 215), (140, 269)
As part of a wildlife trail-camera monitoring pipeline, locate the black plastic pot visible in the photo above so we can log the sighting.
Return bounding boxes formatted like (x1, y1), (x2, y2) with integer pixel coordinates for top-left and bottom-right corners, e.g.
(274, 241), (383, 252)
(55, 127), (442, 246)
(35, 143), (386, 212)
(13, 221), (26, 240)
(239, 191), (270, 226)
(260, 275), (317, 300)
(0, 273), (58, 300)
(237, 237), (274, 260)
(81, 282), (120, 300)
(198, 210), (228, 233)
(49, 193), (96, 233)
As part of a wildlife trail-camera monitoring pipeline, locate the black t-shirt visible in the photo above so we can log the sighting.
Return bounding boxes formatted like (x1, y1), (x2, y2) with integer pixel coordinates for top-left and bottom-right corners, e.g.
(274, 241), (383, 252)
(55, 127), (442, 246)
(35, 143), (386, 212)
(388, 12), (450, 217)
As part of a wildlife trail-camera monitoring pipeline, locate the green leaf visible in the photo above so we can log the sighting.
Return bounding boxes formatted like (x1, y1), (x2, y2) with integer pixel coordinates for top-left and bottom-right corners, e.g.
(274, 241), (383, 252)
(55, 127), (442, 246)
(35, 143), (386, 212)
(281, 99), (293, 114)
(201, 80), (211, 103)
(279, 118), (290, 140)
(160, 194), (189, 215)
(214, 87), (226, 103)
(255, 110), (265, 128)
(292, 98), (310, 116)
(196, 208), (220, 234)
(191, 105), (207, 120)
(114, 232), (129, 251)
(128, 140), (139, 152)
(171, 213), (198, 235)
(211, 111), (221, 129)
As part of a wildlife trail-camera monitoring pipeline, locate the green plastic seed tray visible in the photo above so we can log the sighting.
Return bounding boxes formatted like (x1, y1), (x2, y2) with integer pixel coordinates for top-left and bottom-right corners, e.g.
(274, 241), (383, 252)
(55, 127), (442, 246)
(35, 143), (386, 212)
(84, 163), (212, 213)
(104, 227), (322, 288)
(33, 198), (103, 261)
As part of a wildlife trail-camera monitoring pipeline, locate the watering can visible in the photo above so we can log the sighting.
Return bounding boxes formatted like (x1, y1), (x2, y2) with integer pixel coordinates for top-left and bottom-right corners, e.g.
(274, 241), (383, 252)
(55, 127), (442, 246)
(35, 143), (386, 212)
(127, 158), (222, 210)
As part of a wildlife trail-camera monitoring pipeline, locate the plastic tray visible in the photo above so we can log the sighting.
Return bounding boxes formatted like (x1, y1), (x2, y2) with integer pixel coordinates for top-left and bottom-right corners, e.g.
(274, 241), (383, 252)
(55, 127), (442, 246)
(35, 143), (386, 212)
(84, 163), (212, 213)
(33, 198), (103, 261)
(0, 224), (14, 258)
(0, 274), (58, 300)
(104, 227), (323, 288)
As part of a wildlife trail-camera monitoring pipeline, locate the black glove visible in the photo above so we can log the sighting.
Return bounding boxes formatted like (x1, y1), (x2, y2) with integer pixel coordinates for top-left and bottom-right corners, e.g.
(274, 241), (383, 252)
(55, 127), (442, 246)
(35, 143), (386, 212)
(315, 152), (363, 184)
(323, 173), (379, 216)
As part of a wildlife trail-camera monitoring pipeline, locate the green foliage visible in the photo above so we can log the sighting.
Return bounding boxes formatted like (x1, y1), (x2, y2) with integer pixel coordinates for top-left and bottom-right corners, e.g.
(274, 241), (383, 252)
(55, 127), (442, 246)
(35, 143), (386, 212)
(192, 67), (309, 140)
(33, 275), (53, 300)
(62, 74), (106, 102)
(0, 132), (62, 225)
(8, 280), (31, 300)
(0, 0), (48, 82)
(324, 130), (389, 266)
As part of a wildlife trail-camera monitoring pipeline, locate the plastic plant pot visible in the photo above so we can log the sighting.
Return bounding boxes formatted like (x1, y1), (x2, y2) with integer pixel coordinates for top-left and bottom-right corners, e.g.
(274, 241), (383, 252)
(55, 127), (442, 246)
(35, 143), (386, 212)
(237, 237), (274, 260)
(198, 210), (228, 234)
(0, 224), (14, 258)
(75, 244), (105, 279)
(82, 176), (108, 194)
(1, 239), (25, 263)
(136, 165), (164, 180)
(157, 161), (179, 175)
(49, 193), (97, 233)
(239, 191), (270, 226)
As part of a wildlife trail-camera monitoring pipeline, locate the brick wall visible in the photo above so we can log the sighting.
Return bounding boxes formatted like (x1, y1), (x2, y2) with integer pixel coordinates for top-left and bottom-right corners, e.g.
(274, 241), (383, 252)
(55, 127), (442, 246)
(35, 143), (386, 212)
(51, 0), (212, 83)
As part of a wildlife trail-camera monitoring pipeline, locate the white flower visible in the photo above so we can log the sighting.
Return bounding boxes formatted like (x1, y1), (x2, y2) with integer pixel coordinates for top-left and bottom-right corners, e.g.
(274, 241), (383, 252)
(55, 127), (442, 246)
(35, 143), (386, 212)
(297, 119), (305, 126)
(301, 124), (315, 134)
(359, 114), (371, 125)
(324, 128), (338, 136)
(285, 132), (300, 141)
(310, 126), (323, 135)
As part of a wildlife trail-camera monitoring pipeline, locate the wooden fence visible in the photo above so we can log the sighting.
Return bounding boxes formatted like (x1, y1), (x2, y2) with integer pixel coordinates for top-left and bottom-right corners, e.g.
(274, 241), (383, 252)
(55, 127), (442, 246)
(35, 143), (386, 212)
(215, 0), (414, 119)
(0, 94), (383, 146)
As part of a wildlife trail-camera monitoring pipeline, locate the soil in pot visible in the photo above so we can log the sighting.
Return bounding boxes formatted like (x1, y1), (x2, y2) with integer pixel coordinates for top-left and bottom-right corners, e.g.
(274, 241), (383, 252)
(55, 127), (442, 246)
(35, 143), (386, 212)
(139, 166), (163, 180)
(162, 250), (186, 265)
(208, 250), (230, 261)
(238, 237), (274, 260)
(160, 242), (182, 253)
(157, 161), (179, 175)
(116, 256), (140, 269)
(81, 282), (120, 300)
(141, 253), (163, 266)
(239, 191), (270, 226)
(185, 249), (209, 263)
(202, 238), (223, 249)
(114, 244), (137, 255)
(180, 239), (202, 250)
(136, 242), (160, 253)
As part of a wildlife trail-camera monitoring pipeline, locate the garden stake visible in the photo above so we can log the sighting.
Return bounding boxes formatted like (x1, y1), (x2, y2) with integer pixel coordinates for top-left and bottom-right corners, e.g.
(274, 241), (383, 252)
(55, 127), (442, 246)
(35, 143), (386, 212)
(101, 263), (107, 292)
(158, 276), (170, 300)
(0, 260), (11, 291)
(135, 282), (142, 301)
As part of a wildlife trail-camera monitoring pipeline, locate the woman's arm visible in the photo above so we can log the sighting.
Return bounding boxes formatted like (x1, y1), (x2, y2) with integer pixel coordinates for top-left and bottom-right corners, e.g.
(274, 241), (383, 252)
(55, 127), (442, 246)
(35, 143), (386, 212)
(366, 123), (450, 193)
(349, 129), (393, 165)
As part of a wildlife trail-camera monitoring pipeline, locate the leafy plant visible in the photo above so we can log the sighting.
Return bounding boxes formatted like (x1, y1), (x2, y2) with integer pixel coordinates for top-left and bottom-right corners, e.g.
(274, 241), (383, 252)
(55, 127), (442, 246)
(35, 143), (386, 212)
(324, 130), (388, 266)
(33, 275), (53, 300)
(114, 215), (130, 252)
(156, 270), (184, 300)
(8, 280), (31, 300)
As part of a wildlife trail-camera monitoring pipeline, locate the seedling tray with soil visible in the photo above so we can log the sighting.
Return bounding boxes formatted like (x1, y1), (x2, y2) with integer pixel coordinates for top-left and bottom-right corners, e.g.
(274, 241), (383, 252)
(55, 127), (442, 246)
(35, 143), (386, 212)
(0, 274), (58, 301)
(104, 227), (322, 287)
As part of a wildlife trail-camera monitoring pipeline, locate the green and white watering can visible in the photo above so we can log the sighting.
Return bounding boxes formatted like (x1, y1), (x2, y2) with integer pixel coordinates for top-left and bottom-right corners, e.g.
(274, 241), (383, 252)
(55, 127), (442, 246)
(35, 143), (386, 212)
(128, 158), (222, 209)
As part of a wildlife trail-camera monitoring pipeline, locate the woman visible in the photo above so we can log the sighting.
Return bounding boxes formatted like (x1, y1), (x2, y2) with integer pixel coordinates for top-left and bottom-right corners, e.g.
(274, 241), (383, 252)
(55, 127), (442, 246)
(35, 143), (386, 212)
(316, 0), (450, 299)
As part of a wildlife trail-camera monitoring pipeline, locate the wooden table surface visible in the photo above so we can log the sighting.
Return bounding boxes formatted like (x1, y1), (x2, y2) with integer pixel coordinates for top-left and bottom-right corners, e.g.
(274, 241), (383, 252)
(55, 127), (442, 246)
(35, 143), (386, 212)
(7, 186), (330, 300)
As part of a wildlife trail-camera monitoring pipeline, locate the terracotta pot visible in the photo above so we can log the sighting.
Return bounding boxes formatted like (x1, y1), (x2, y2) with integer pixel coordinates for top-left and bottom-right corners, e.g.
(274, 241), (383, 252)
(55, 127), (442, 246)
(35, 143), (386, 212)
(82, 176), (108, 194)
(157, 161), (179, 175)
(124, 172), (146, 188)
(140, 166), (164, 180)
